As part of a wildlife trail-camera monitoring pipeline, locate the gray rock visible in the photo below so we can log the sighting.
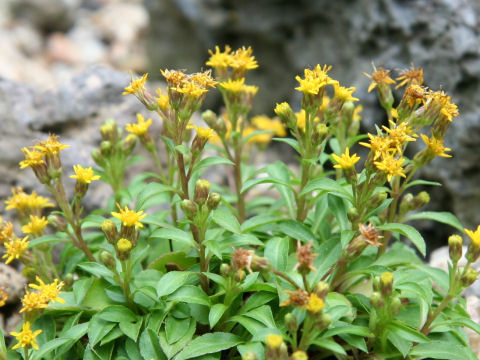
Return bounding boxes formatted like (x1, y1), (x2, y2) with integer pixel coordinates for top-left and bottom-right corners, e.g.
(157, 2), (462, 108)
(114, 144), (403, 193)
(146, 0), (480, 230)
(0, 264), (26, 304)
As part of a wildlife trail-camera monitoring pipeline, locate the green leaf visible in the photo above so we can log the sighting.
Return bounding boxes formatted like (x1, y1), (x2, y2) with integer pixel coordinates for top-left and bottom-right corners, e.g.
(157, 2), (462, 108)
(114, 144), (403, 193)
(119, 319), (143, 342)
(377, 223), (426, 256)
(264, 237), (289, 272)
(192, 156), (234, 174)
(323, 324), (373, 338)
(311, 238), (342, 283)
(409, 341), (473, 359)
(386, 321), (429, 343)
(338, 334), (368, 353)
(139, 328), (166, 360)
(28, 233), (69, 248)
(173, 333), (243, 360)
(150, 228), (196, 248)
(81, 214), (107, 229)
(273, 137), (300, 153)
(327, 194), (349, 231)
(78, 262), (116, 280)
(30, 338), (71, 360)
(242, 305), (276, 329)
(404, 179), (441, 189)
(403, 211), (464, 231)
(159, 319), (196, 359)
(97, 305), (137, 323)
(300, 177), (352, 201)
(136, 182), (178, 210)
(88, 316), (116, 347)
(209, 304), (227, 328)
(125, 338), (143, 360)
(212, 207), (241, 234)
(157, 271), (194, 297)
(241, 177), (292, 194)
(168, 285), (210, 307)
(166, 316), (191, 344)
(241, 215), (278, 233)
(278, 220), (314, 243)
(266, 162), (296, 218)
(229, 316), (266, 335)
(311, 338), (346, 355)
(240, 292), (277, 314)
(434, 317), (480, 335)
(387, 330), (412, 358)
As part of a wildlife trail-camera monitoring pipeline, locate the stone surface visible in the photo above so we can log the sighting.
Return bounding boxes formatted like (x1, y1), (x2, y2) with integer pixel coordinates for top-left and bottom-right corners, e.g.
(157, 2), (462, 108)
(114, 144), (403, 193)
(466, 296), (480, 357)
(0, 264), (26, 304)
(146, 0), (480, 232)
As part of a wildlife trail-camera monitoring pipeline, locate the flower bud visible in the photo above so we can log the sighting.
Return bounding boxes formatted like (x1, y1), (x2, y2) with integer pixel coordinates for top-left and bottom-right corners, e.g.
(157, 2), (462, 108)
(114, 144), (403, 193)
(91, 148), (106, 167)
(64, 273), (74, 287)
(235, 269), (246, 282)
(202, 110), (218, 129)
(390, 296), (402, 315)
(100, 120), (117, 141)
(265, 334), (288, 360)
(291, 350), (308, 360)
(100, 250), (116, 269)
(448, 235), (463, 264)
(274, 102), (296, 129)
(117, 238), (133, 252)
(318, 312), (332, 329)
(181, 199), (197, 218)
(194, 179), (211, 205)
(370, 191), (388, 210)
(207, 192), (221, 211)
(347, 207), (359, 224)
(314, 281), (330, 299)
(48, 214), (67, 232)
(102, 220), (118, 244)
(370, 291), (384, 308)
(220, 263), (231, 276)
(242, 352), (258, 360)
(100, 140), (112, 155)
(380, 272), (394, 298)
(460, 267), (478, 288)
(284, 313), (298, 334)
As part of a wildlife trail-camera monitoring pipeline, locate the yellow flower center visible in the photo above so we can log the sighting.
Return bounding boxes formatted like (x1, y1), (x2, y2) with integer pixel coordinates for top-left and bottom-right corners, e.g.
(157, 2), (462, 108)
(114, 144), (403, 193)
(111, 204), (147, 228)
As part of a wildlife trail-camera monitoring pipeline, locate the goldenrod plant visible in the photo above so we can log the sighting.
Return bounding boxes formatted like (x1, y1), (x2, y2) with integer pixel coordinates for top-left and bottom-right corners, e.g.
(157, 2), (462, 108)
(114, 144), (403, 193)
(0, 46), (478, 360)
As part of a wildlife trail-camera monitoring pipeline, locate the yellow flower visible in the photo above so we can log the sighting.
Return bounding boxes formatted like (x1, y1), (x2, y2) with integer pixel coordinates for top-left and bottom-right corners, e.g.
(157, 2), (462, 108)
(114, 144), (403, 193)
(274, 102), (293, 118)
(19, 147), (45, 169)
(305, 293), (325, 313)
(230, 46), (258, 73)
(353, 104), (363, 121)
(33, 134), (69, 155)
(111, 204), (147, 228)
(243, 126), (273, 145)
(2, 236), (29, 264)
(332, 148), (360, 169)
(219, 78), (259, 95)
(192, 125), (214, 140)
(19, 291), (49, 313)
(123, 73), (148, 95)
(117, 238), (133, 252)
(374, 154), (406, 181)
(163, 70), (217, 99)
(396, 64), (424, 89)
(404, 84), (426, 108)
(161, 69), (187, 87)
(465, 226), (480, 247)
(156, 88), (170, 112)
(265, 334), (283, 349)
(428, 90), (459, 122)
(29, 277), (65, 304)
(364, 63), (396, 93)
(0, 221), (14, 243)
(333, 83), (359, 102)
(206, 45), (233, 71)
(10, 321), (42, 350)
(251, 115), (287, 137)
(420, 134), (451, 158)
(5, 188), (54, 212)
(70, 165), (101, 184)
(381, 121), (417, 153)
(295, 109), (320, 132)
(22, 215), (48, 236)
(295, 64), (337, 95)
(359, 134), (393, 160)
(126, 113), (152, 136)
(0, 288), (8, 307)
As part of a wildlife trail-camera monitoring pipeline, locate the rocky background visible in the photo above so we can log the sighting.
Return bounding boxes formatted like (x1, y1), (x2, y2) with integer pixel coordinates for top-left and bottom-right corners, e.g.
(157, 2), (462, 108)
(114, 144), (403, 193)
(1, 0), (480, 349)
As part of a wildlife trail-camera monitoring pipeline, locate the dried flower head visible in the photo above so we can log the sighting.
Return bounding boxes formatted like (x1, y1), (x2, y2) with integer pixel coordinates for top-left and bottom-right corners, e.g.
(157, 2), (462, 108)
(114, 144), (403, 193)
(358, 223), (383, 247)
(364, 63), (396, 93)
(231, 247), (254, 273)
(280, 289), (310, 308)
(396, 64), (424, 89)
(294, 240), (317, 273)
